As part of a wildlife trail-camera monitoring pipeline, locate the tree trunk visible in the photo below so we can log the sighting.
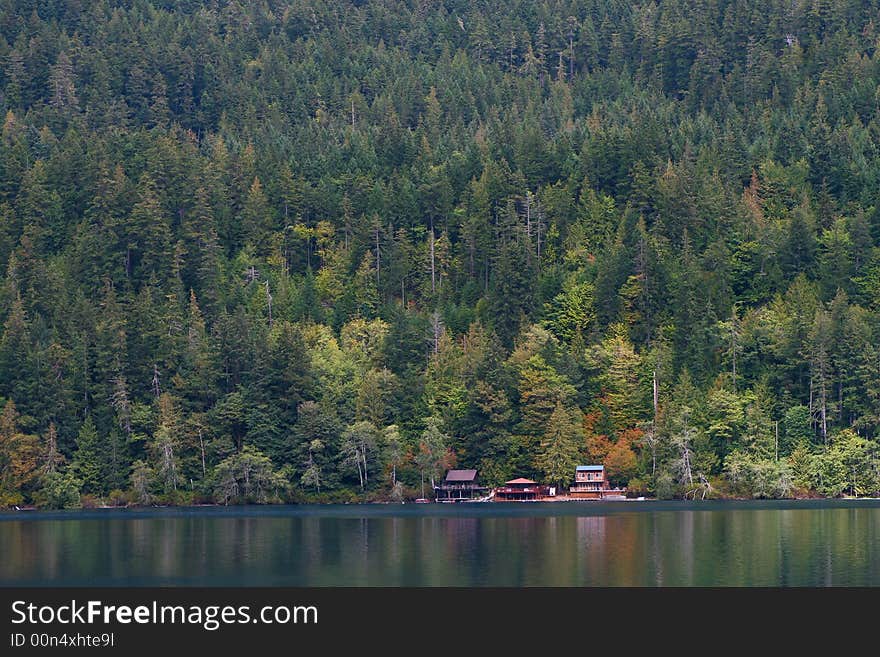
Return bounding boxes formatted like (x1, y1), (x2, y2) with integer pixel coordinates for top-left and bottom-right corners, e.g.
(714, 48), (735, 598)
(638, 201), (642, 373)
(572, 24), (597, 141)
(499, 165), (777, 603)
(731, 307), (737, 392)
(432, 311), (442, 355)
(362, 446), (368, 490)
(152, 364), (161, 398)
(429, 221), (436, 294)
(525, 192), (532, 267)
(265, 280), (272, 327)
(775, 421), (779, 461)
(652, 370), (658, 424)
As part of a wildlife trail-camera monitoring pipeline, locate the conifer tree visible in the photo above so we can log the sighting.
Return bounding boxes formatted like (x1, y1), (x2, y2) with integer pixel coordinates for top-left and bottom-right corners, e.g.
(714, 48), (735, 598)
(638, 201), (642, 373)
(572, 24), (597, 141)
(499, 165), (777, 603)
(72, 416), (106, 495)
(536, 401), (584, 488)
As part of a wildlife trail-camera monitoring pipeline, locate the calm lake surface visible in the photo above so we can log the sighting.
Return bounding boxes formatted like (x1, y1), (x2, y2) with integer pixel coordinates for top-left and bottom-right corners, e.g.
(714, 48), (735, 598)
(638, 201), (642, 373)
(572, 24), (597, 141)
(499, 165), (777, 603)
(2, 500), (880, 586)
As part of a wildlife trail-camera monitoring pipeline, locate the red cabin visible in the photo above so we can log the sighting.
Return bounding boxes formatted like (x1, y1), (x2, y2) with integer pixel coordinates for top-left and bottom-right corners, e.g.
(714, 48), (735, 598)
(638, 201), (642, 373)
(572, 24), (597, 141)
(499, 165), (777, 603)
(494, 478), (549, 501)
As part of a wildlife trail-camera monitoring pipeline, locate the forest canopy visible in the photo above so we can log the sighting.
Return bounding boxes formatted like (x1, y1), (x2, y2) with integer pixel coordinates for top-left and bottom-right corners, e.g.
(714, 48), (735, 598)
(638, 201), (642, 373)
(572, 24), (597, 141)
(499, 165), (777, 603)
(1, 0), (880, 506)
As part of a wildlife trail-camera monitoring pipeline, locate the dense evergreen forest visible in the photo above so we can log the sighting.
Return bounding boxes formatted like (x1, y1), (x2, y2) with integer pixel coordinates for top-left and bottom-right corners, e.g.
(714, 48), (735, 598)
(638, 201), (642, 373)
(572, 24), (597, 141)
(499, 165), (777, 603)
(2, 0), (880, 507)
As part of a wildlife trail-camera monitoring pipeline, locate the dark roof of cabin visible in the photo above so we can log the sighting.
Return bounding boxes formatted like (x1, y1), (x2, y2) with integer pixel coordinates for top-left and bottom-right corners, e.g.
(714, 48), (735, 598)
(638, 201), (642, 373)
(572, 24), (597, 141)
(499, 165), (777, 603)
(445, 469), (478, 482)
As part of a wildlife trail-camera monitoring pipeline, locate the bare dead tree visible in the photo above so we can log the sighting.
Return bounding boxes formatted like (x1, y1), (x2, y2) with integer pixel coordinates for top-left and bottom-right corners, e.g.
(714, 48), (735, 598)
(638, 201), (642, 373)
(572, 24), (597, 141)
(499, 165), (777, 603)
(265, 279), (273, 327)
(429, 221), (436, 294)
(152, 364), (161, 398)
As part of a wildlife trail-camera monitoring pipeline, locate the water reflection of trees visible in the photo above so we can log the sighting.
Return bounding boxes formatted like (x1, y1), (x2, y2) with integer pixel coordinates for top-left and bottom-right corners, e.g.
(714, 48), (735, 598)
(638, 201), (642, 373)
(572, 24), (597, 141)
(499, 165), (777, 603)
(2, 508), (880, 585)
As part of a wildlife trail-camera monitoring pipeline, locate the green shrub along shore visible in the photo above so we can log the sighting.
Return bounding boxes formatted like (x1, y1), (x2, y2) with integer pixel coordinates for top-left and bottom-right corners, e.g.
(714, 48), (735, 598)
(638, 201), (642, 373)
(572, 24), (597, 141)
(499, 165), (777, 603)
(3, 2), (880, 509)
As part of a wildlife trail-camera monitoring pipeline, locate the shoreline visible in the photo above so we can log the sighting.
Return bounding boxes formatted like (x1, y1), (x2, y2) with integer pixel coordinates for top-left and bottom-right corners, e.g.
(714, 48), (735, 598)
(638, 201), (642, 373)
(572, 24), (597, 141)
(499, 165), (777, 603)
(4, 496), (880, 521)
(8, 493), (880, 514)
(7, 488), (857, 513)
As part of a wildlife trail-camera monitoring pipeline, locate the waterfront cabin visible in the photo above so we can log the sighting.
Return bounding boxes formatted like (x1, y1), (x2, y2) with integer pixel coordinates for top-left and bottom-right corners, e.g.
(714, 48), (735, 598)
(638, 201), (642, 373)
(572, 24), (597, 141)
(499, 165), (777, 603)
(434, 469), (488, 501)
(569, 465), (626, 499)
(494, 478), (548, 502)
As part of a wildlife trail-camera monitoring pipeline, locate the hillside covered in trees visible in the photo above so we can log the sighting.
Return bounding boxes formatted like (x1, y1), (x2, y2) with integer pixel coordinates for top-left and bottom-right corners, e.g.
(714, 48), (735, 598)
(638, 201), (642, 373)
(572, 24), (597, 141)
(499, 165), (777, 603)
(2, 0), (880, 507)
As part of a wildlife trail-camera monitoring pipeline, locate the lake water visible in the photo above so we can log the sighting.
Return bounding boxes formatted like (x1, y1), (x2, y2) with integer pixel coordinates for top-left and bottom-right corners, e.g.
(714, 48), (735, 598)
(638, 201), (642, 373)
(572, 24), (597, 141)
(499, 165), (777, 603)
(2, 500), (880, 586)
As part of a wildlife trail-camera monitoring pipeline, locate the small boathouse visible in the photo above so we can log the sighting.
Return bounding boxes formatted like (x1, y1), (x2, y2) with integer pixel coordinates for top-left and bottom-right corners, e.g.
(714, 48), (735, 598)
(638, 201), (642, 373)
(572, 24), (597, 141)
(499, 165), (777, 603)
(434, 469), (488, 501)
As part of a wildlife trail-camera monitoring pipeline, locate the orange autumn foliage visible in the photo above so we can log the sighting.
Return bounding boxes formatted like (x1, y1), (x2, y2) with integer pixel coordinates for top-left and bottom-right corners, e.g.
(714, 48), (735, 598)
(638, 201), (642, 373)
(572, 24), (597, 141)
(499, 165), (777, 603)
(583, 408), (641, 484)
(583, 410), (612, 462)
(605, 427), (642, 483)
(0, 400), (41, 497)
